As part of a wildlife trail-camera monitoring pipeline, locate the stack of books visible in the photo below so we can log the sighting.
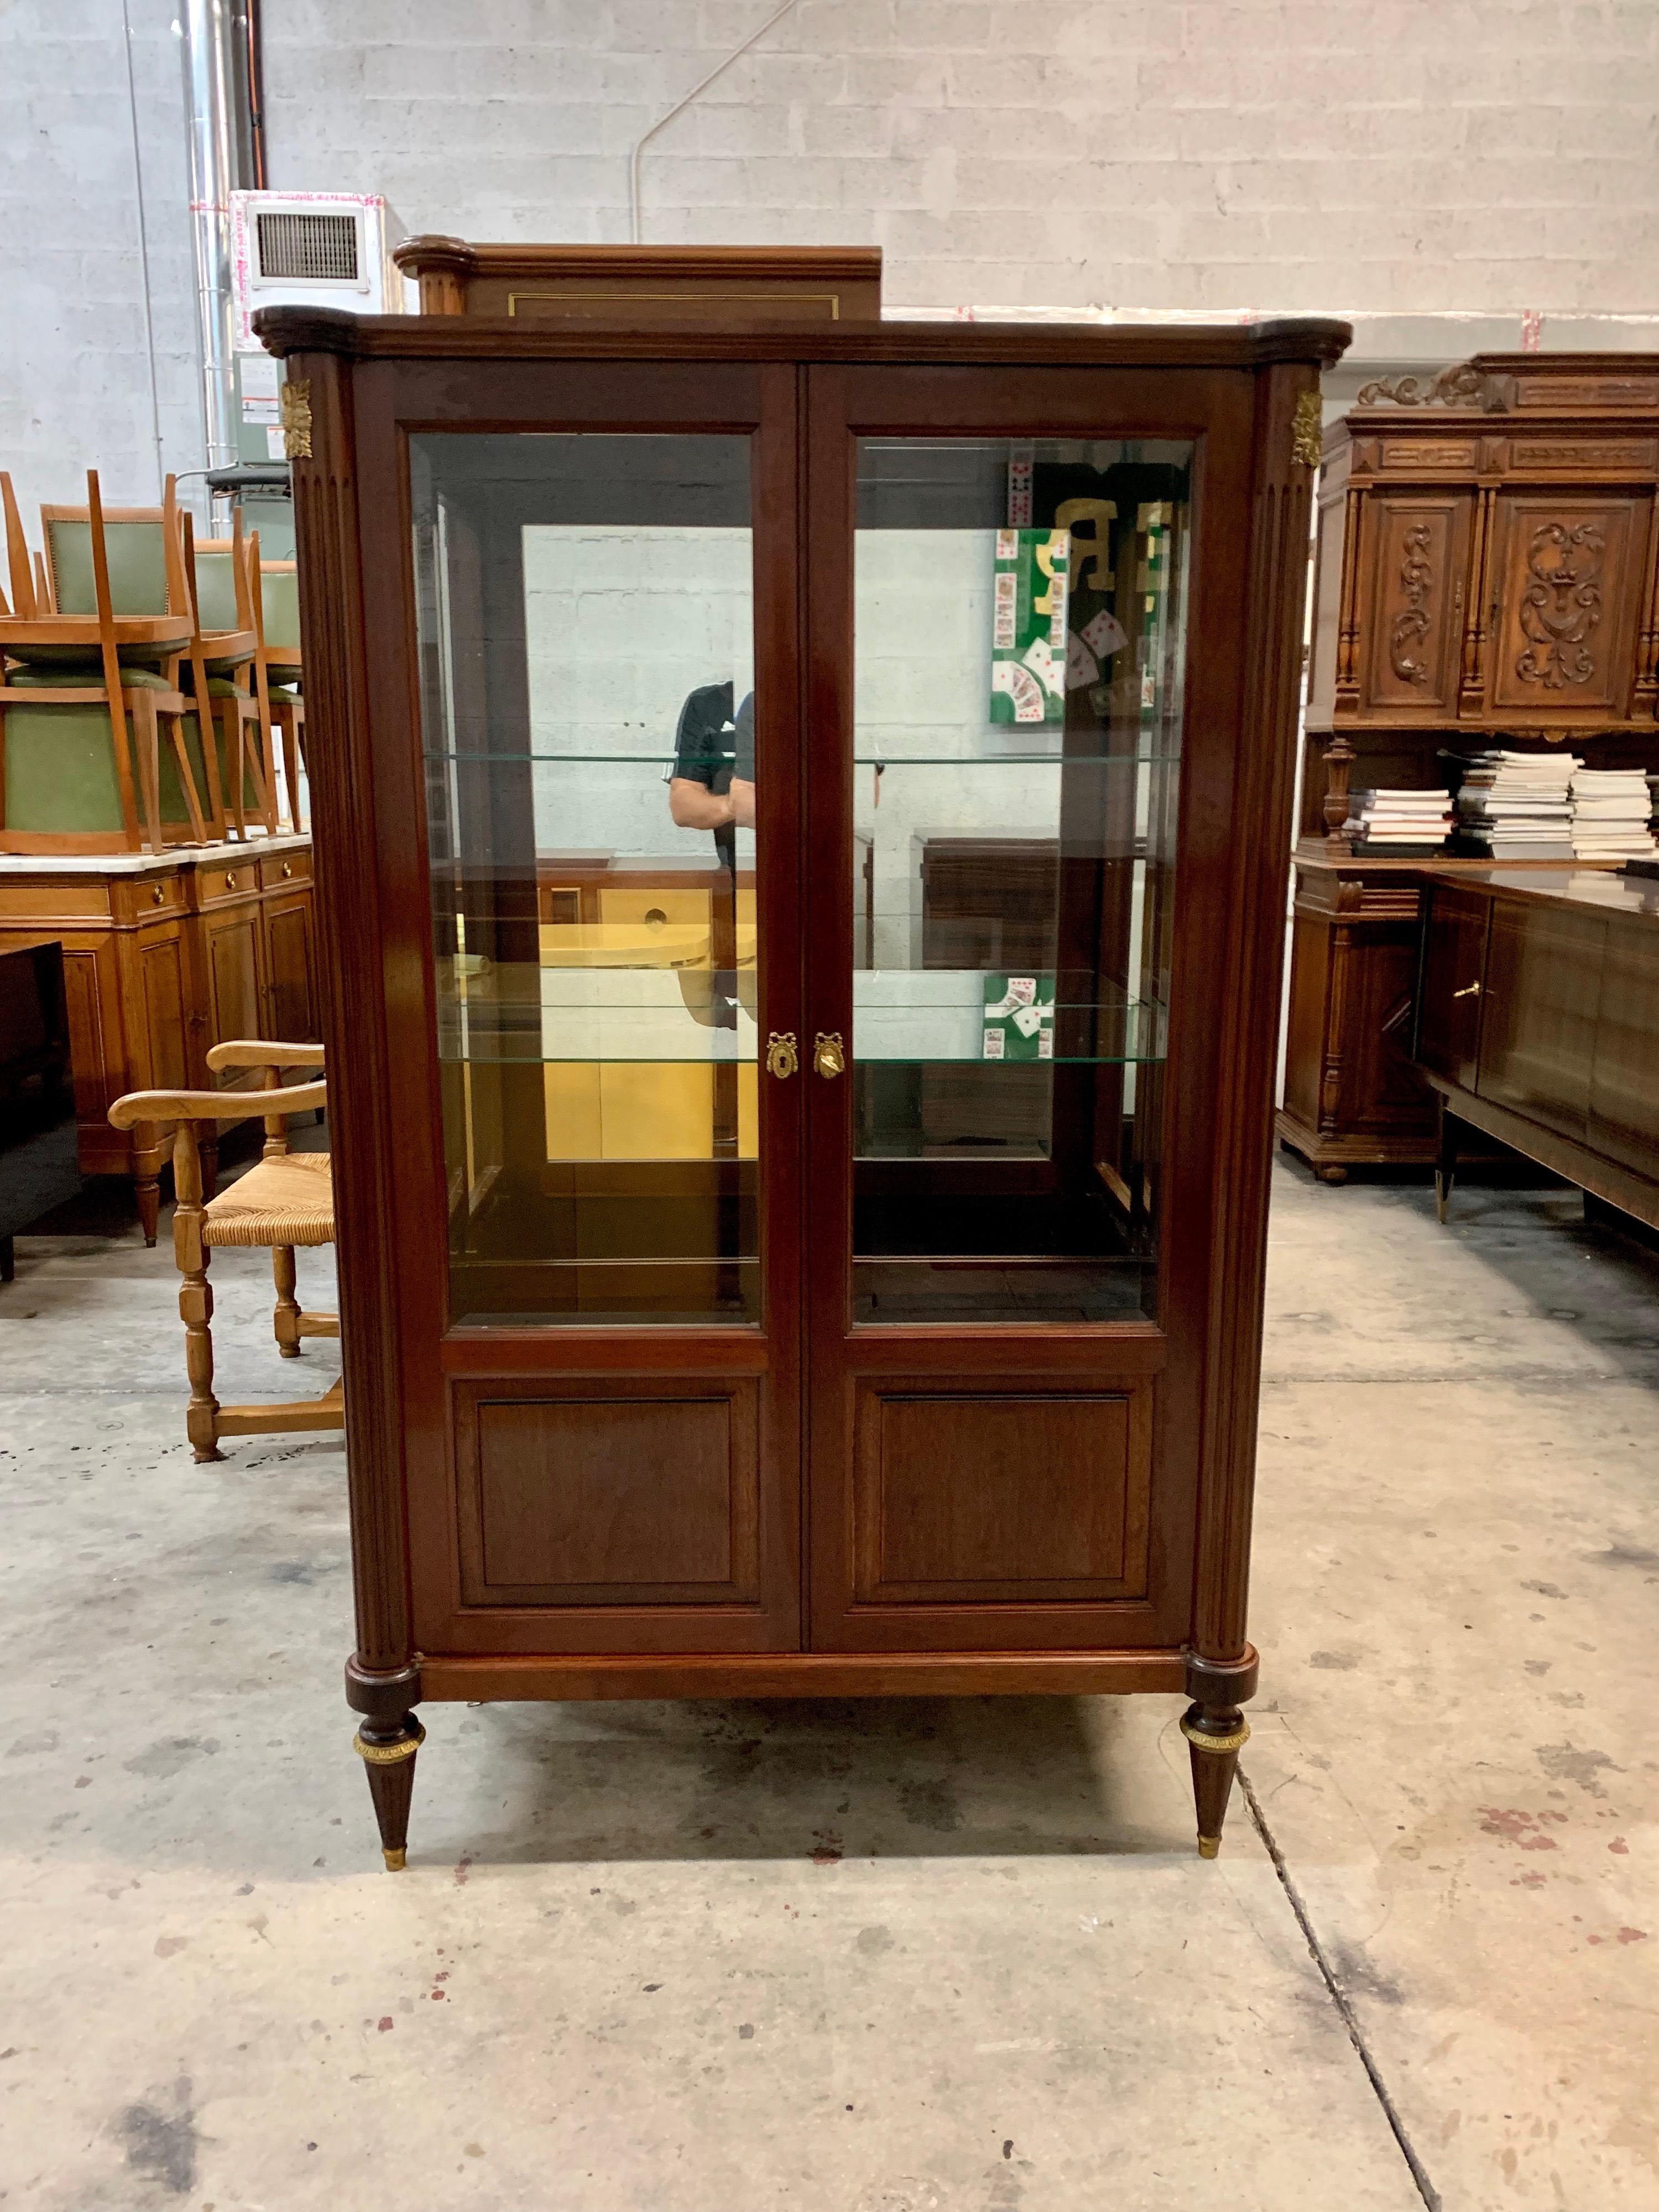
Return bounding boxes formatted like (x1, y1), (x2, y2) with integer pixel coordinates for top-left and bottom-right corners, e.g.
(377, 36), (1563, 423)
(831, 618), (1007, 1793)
(1344, 787), (1454, 855)
(1569, 766), (1659, 862)
(1452, 750), (1577, 859)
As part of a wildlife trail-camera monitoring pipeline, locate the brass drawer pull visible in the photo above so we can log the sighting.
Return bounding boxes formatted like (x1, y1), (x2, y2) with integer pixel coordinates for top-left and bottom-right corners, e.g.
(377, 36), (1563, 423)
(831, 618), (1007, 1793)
(152, 885), (165, 905)
(765, 1031), (797, 1079)
(281, 862), (293, 879)
(1452, 980), (1482, 1000)
(225, 872), (237, 890)
(813, 1031), (846, 1078)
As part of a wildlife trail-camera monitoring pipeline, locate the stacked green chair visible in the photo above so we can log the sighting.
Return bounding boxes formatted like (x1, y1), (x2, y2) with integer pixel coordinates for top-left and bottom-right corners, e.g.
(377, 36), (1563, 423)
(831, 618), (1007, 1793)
(257, 560), (306, 831)
(189, 519), (275, 836)
(0, 472), (213, 853)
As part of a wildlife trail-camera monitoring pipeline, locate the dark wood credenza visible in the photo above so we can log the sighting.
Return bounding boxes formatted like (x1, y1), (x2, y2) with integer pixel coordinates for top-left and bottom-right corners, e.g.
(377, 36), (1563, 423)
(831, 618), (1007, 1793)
(1415, 866), (1659, 1228)
(0, 835), (319, 1240)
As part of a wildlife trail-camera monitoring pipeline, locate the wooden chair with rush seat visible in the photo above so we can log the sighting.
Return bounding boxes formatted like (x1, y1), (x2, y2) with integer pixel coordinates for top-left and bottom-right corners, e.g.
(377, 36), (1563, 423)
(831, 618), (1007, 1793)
(0, 472), (215, 853)
(108, 1040), (342, 1461)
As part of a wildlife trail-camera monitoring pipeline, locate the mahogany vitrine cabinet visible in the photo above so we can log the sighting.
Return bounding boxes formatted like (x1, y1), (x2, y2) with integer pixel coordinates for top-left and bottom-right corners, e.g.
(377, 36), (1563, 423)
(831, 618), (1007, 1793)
(258, 304), (1347, 1867)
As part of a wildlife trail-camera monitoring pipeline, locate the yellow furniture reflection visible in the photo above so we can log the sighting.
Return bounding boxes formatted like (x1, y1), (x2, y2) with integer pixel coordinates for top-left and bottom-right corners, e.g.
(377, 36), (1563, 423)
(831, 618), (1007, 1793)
(542, 1061), (758, 1161)
(535, 902), (759, 1164)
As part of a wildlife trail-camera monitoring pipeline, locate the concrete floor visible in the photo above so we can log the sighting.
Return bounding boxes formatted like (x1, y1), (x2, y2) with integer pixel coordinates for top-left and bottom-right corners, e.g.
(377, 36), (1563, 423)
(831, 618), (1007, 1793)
(2, 1155), (1656, 2210)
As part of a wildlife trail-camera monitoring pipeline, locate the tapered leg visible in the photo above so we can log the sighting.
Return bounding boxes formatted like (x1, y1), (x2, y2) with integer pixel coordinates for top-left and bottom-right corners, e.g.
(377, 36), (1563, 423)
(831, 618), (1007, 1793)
(136, 1175), (161, 1248)
(354, 1715), (425, 1870)
(273, 1245), (301, 1357)
(1181, 1702), (1251, 1859)
(1434, 1097), (1459, 1224)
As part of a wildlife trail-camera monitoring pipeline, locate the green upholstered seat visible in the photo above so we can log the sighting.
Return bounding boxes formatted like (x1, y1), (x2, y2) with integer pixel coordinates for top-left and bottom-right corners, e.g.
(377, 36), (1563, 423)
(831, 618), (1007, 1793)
(2, 666), (211, 837)
(4, 664), (174, 692)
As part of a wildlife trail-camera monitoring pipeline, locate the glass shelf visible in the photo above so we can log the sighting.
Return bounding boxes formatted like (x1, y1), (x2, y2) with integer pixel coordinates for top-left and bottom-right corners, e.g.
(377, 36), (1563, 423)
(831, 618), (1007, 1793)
(442, 1045), (1166, 1067)
(440, 977), (1165, 1066)
(423, 748), (1180, 769)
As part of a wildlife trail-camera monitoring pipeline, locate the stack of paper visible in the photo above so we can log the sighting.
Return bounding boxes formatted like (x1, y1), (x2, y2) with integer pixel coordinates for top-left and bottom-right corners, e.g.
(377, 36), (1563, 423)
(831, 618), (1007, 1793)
(1453, 750), (1577, 859)
(1345, 787), (1454, 854)
(1569, 766), (1659, 860)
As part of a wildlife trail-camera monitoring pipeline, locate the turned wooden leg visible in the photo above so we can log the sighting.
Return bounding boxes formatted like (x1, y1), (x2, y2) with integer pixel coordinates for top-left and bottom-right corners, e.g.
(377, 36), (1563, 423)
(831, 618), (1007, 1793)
(273, 1245), (301, 1358)
(1181, 1702), (1251, 1859)
(1434, 1097), (1458, 1225)
(171, 1128), (222, 1462)
(354, 1716), (425, 1870)
(346, 1658), (424, 1870)
(200, 1136), (219, 1199)
(136, 1175), (161, 1248)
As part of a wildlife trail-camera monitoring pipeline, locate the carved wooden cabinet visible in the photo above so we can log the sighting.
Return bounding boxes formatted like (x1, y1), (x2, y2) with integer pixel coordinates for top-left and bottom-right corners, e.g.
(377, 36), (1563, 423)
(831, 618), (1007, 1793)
(259, 300), (1345, 1870)
(1282, 355), (1659, 1177)
(0, 836), (318, 1237)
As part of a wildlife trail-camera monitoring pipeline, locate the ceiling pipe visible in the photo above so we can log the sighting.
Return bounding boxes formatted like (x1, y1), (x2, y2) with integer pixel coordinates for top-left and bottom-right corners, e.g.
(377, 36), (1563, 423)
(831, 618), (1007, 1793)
(628, 0), (801, 246)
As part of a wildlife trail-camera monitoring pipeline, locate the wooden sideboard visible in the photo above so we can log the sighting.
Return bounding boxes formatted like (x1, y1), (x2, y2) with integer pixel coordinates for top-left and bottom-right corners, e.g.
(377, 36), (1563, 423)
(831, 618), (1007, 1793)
(0, 833), (318, 1240)
(1276, 845), (1627, 1177)
(1415, 866), (1659, 1228)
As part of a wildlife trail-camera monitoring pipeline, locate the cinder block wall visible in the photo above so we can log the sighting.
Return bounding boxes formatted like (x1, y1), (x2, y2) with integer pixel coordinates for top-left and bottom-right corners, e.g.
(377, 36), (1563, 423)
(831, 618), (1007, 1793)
(264, 0), (1659, 315)
(4, 0), (1659, 519)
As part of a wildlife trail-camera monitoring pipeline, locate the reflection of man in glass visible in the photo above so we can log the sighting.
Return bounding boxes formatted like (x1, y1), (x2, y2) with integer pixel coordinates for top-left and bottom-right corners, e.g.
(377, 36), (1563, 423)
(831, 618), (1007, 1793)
(666, 682), (755, 1029)
(668, 682), (755, 869)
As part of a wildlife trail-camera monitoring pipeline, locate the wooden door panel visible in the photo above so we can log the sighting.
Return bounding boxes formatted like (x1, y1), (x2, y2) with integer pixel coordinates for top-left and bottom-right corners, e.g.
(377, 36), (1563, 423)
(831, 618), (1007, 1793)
(139, 931), (189, 1091)
(1478, 901), (1605, 1138)
(1487, 494), (1646, 717)
(58, 945), (109, 1121)
(1587, 922), (1659, 1173)
(264, 891), (317, 1041)
(1416, 887), (1490, 1089)
(206, 911), (265, 1045)
(1360, 492), (1472, 714)
(853, 1383), (1151, 1605)
(1335, 921), (1436, 1133)
(457, 1384), (759, 1606)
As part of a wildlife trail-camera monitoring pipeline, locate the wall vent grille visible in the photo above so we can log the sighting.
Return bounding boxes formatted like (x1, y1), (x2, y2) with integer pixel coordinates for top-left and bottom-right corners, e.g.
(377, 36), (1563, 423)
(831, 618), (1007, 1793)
(256, 211), (359, 283)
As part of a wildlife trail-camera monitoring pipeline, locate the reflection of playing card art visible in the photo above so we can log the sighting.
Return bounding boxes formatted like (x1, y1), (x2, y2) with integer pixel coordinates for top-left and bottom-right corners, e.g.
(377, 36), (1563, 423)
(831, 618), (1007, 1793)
(1065, 633), (1100, 691)
(990, 529), (1069, 724)
(1082, 607), (1128, 660)
(982, 973), (1056, 1061)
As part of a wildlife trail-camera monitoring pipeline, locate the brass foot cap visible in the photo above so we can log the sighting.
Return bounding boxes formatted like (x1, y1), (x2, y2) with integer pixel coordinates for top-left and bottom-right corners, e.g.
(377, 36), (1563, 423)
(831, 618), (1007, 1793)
(1197, 1835), (1221, 1860)
(383, 1847), (406, 1871)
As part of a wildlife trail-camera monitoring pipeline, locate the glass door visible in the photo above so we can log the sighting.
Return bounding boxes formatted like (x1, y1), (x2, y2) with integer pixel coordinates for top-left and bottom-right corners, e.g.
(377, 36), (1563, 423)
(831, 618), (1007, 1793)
(372, 361), (805, 1655)
(803, 365), (1246, 1652)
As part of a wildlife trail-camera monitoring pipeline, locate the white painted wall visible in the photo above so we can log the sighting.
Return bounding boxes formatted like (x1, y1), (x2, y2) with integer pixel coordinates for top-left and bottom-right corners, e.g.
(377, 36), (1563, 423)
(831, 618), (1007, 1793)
(8, 2), (1659, 546)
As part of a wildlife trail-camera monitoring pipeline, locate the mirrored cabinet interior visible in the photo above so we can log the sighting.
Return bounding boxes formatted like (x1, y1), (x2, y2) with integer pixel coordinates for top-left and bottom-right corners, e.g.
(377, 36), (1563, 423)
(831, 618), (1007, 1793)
(260, 296), (1345, 1869)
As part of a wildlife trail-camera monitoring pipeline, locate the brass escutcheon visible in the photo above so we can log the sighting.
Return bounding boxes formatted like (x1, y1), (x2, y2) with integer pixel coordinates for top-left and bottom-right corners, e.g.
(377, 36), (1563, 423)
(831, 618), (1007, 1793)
(765, 1031), (798, 1079)
(813, 1031), (846, 1079)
